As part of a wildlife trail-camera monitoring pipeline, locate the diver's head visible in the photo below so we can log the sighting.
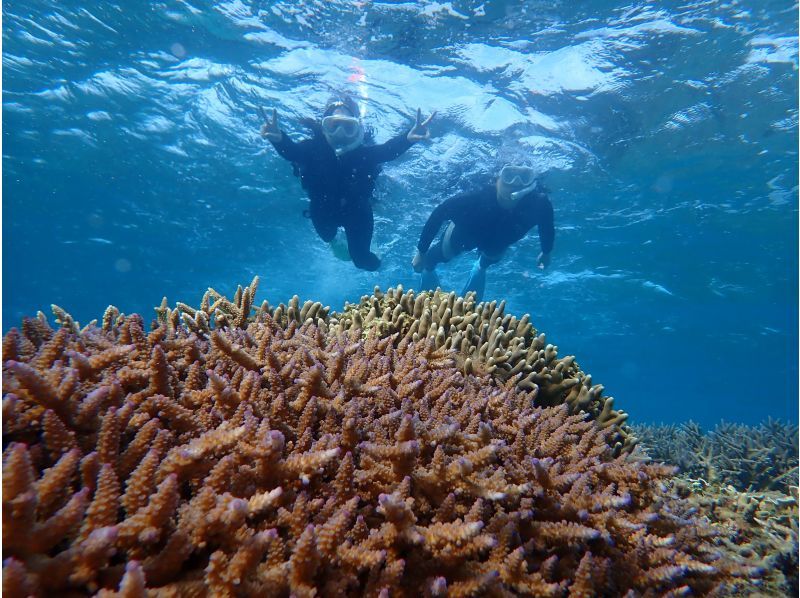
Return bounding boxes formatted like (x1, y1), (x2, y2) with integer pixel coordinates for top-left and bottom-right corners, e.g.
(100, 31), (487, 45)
(495, 163), (538, 209)
(321, 96), (364, 155)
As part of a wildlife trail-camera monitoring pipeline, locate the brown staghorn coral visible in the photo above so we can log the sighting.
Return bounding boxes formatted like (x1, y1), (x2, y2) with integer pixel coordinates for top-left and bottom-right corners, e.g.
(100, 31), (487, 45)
(631, 419), (799, 595)
(3, 294), (749, 596)
(670, 478), (798, 597)
(632, 420), (799, 493)
(167, 279), (635, 455)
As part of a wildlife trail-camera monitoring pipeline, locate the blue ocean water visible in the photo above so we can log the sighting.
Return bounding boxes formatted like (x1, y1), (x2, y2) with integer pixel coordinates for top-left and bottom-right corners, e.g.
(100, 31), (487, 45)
(3, 0), (797, 428)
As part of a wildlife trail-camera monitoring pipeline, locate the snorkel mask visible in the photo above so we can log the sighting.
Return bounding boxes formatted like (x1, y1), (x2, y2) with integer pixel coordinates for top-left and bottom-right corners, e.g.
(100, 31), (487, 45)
(498, 164), (537, 205)
(321, 100), (364, 155)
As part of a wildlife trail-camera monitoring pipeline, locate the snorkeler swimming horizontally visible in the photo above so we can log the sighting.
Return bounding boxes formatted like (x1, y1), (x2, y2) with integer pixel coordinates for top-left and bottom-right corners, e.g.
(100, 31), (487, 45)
(412, 163), (554, 301)
(260, 95), (435, 271)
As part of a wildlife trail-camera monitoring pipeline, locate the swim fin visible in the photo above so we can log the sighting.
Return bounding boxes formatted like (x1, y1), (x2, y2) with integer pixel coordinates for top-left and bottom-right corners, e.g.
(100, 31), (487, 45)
(420, 269), (440, 291)
(461, 260), (487, 301)
(329, 230), (351, 262)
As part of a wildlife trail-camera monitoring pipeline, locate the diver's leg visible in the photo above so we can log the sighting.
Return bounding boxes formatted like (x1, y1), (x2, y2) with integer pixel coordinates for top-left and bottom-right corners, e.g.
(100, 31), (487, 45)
(462, 252), (502, 302)
(344, 203), (380, 271)
(420, 223), (461, 290)
(462, 259), (487, 301)
(420, 242), (443, 290)
(309, 201), (338, 243)
(422, 242), (446, 270)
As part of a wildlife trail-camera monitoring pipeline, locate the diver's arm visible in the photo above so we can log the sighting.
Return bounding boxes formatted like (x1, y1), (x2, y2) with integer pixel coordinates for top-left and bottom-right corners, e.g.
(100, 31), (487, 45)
(538, 196), (555, 254)
(536, 196), (555, 269)
(259, 107), (309, 163)
(369, 130), (415, 164)
(417, 196), (461, 254)
(371, 109), (435, 163)
(270, 133), (310, 164)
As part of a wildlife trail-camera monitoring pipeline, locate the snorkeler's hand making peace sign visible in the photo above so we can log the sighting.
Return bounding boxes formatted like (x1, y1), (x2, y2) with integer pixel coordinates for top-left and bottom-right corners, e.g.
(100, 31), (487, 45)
(259, 107), (283, 142)
(407, 108), (436, 142)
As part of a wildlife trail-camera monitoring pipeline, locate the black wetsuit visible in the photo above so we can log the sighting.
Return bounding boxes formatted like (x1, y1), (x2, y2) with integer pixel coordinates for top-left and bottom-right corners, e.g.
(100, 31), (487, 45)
(418, 183), (555, 270)
(270, 128), (413, 271)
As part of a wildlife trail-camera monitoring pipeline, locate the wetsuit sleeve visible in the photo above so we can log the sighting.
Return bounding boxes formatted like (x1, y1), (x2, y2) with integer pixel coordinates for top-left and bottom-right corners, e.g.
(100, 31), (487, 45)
(417, 196), (463, 253)
(270, 132), (310, 164)
(538, 196), (555, 254)
(368, 130), (415, 164)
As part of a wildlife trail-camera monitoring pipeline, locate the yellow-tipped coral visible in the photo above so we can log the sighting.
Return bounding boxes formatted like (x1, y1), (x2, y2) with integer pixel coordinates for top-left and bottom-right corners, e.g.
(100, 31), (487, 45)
(164, 283), (636, 454)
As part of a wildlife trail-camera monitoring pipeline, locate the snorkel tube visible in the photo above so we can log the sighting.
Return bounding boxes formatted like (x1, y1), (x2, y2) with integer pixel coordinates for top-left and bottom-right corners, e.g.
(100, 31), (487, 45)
(331, 126), (364, 156)
(510, 183), (536, 202)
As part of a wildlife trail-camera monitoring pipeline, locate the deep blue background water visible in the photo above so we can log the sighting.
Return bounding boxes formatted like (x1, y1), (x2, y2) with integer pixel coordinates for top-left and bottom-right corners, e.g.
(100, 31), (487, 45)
(3, 0), (798, 428)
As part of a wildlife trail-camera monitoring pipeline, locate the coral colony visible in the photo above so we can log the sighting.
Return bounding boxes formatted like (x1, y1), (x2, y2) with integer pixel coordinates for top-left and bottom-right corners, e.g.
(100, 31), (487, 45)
(2, 277), (796, 596)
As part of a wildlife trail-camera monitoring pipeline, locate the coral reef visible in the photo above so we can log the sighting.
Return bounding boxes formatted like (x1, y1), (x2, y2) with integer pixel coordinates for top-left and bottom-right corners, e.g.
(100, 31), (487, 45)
(2, 283), (752, 596)
(632, 420), (798, 493)
(671, 478), (798, 597)
(632, 421), (799, 596)
(167, 280), (636, 455)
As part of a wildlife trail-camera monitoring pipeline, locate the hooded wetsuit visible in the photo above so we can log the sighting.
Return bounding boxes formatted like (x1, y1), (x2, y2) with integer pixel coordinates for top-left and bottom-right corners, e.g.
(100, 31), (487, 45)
(418, 183), (554, 270)
(270, 129), (413, 271)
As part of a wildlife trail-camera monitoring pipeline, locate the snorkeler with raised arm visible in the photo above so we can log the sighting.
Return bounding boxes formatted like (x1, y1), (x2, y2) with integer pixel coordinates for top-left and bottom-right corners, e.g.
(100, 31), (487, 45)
(412, 163), (554, 301)
(260, 96), (435, 271)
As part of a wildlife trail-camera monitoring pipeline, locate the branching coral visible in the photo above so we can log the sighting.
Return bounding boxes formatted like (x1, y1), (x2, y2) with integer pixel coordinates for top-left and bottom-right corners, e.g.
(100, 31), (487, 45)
(2, 286), (750, 596)
(670, 478), (798, 597)
(632, 420), (799, 493)
(166, 279), (635, 455)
